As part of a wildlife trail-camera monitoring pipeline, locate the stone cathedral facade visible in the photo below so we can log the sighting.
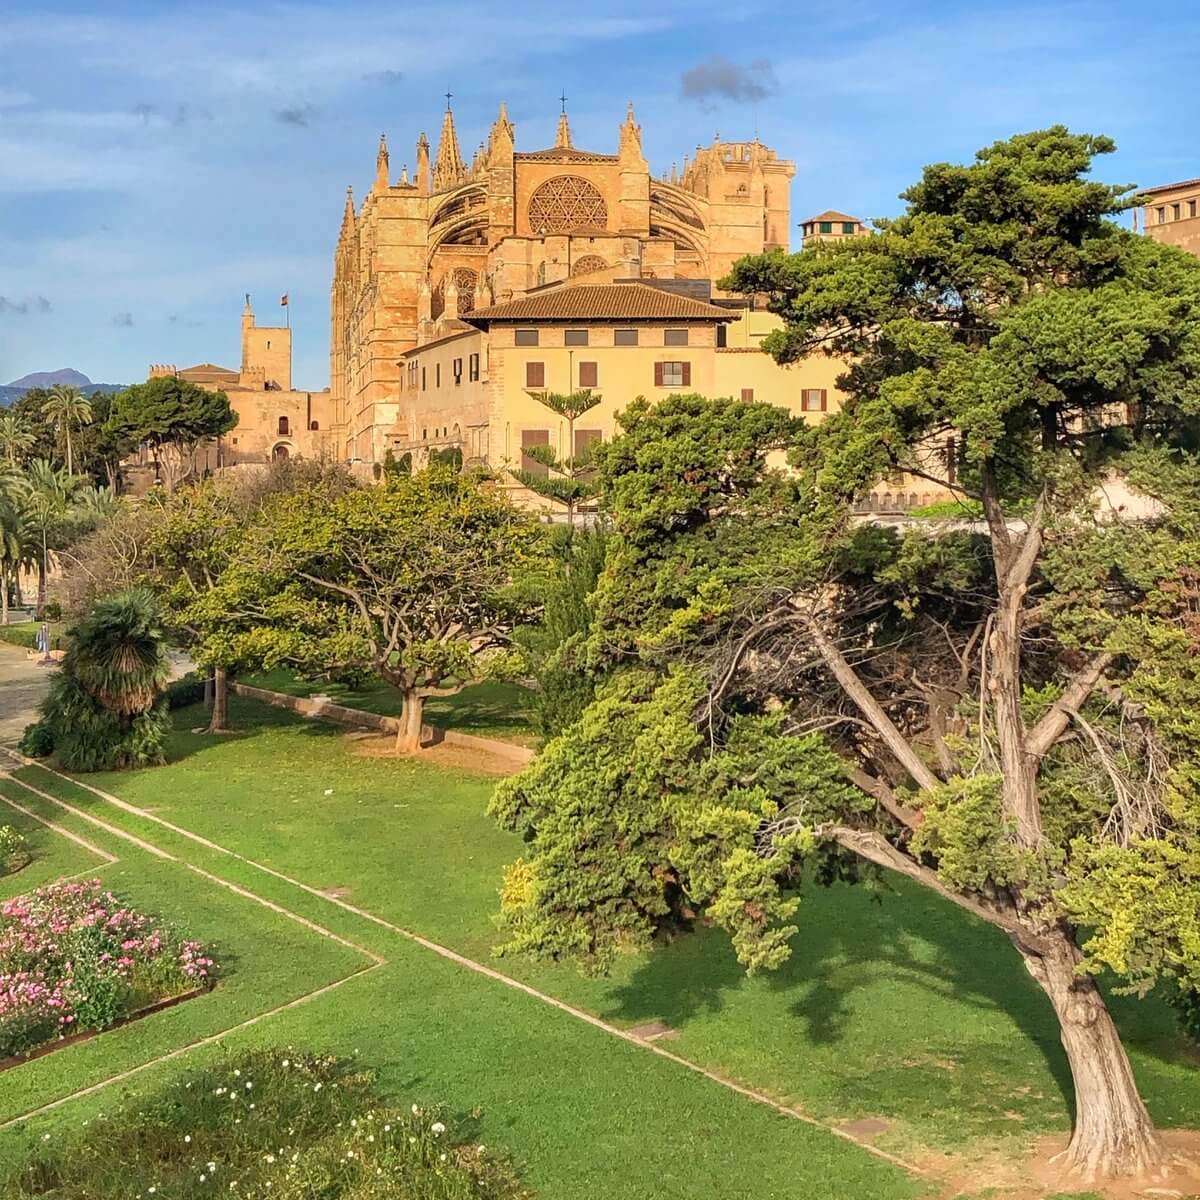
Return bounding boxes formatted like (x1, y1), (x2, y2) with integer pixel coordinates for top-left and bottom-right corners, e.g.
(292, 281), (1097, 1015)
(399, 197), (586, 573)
(329, 101), (795, 462)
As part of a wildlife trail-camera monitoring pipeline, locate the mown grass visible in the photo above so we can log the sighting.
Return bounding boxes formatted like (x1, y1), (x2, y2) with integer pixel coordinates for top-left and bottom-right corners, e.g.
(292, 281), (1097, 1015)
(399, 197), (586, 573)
(0, 716), (923, 1200)
(241, 668), (539, 746)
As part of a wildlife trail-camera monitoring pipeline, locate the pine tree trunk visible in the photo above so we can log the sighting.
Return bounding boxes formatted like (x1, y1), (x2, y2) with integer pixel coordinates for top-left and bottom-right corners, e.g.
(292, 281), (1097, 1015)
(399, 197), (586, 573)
(1018, 929), (1167, 1179)
(207, 666), (228, 733)
(394, 690), (425, 753)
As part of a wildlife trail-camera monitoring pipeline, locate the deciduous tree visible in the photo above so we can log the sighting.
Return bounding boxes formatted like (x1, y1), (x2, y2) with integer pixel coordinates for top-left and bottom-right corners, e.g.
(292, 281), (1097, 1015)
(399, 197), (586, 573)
(201, 467), (547, 752)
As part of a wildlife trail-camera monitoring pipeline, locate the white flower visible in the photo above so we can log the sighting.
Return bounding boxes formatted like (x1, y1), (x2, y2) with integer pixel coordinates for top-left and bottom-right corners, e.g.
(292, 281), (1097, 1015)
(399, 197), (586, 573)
(208, 1161), (217, 1171)
(281, 1059), (289, 1068)
(185, 1135), (192, 1143)
(384, 1124), (391, 1132)
(234, 1070), (241, 1077)
(350, 1119), (357, 1127)
(478, 1145), (486, 1152)
(245, 1082), (252, 1090)
(200, 1176), (206, 1183)
(431, 1122), (446, 1135)
(149, 1189), (156, 1195)
(367, 1134), (375, 1143)
(314, 1083), (323, 1092)
(411, 1104), (420, 1115)
(265, 1155), (276, 1164)
(41, 1134), (50, 1142)
(439, 1153), (447, 1162)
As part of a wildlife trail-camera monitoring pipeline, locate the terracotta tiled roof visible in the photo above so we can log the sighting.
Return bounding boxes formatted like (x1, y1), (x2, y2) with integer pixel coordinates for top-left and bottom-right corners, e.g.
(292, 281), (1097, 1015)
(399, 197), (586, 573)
(515, 147), (619, 163)
(802, 209), (863, 225)
(463, 283), (735, 324)
(1140, 178), (1200, 196)
(179, 363), (238, 378)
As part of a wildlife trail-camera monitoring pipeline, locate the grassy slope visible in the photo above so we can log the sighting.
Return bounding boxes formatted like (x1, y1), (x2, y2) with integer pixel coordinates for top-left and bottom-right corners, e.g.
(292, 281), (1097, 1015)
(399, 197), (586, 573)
(241, 668), (539, 746)
(0, 720), (920, 1200)
(25, 698), (1200, 1165)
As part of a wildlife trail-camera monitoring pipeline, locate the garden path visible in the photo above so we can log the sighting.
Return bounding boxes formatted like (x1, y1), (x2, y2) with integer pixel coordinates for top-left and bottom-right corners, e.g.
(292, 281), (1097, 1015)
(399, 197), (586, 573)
(0, 644), (52, 745)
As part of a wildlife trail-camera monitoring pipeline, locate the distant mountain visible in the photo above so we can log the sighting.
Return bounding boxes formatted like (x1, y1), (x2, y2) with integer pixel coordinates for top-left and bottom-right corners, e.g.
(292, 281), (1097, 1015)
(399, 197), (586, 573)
(1, 369), (126, 407)
(7, 368), (94, 390)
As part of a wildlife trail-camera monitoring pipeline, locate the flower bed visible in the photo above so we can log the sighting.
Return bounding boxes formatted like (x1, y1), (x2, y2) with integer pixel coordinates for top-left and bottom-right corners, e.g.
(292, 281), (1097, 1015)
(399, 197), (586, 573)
(0, 878), (216, 1060)
(7, 1048), (530, 1199)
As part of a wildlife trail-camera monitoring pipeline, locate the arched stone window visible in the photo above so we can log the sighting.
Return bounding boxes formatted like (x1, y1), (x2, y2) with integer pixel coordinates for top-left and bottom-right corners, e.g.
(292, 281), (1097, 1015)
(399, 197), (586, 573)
(431, 267), (479, 319)
(277, 415), (289, 436)
(528, 176), (607, 234)
(572, 254), (607, 277)
(309, 420), (320, 431)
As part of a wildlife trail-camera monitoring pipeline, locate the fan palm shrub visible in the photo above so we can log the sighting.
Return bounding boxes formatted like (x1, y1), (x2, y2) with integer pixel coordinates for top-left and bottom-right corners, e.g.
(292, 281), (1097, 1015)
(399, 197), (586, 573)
(21, 588), (172, 770)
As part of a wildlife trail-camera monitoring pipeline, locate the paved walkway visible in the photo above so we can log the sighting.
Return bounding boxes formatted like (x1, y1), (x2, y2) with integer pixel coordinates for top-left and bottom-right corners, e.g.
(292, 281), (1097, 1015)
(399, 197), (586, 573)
(0, 642), (54, 745)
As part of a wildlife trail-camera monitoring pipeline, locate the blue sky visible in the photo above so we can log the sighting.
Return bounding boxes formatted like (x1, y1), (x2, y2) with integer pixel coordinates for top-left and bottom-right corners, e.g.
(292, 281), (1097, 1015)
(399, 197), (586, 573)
(1, 0), (1196, 388)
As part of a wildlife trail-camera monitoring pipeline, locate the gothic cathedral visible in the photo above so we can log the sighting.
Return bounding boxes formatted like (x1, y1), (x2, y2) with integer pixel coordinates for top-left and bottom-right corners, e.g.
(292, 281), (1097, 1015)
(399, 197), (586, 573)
(329, 100), (795, 461)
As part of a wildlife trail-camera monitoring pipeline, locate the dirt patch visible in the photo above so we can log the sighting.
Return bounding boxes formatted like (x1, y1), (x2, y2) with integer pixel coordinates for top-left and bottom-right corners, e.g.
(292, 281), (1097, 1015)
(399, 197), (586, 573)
(925, 1130), (1200, 1200)
(320, 885), (353, 899)
(348, 732), (522, 777)
(837, 1117), (893, 1139)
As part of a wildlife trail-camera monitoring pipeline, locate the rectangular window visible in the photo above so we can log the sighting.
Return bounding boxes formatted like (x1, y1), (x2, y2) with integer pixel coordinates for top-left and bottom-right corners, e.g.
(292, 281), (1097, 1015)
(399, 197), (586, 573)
(740, 388), (754, 403)
(435, 363), (441, 387)
(578, 361), (598, 388)
(1157, 206), (1167, 224)
(421, 367), (426, 391)
(1191, 200), (1198, 219)
(820, 220), (833, 233)
(521, 429), (550, 477)
(1173, 203), (1182, 220)
(664, 328), (689, 346)
(468, 352), (480, 382)
(655, 361), (690, 388)
(614, 328), (639, 346)
(565, 329), (589, 346)
(842, 222), (856, 234)
(716, 324), (727, 347)
(515, 329), (539, 346)
(801, 388), (827, 412)
(453, 357), (463, 385)
(526, 361), (545, 388)
(574, 428), (602, 458)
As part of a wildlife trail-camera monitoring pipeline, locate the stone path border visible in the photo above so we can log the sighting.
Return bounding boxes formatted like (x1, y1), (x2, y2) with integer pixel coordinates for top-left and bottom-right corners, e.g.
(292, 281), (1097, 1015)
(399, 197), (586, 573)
(0, 748), (923, 1178)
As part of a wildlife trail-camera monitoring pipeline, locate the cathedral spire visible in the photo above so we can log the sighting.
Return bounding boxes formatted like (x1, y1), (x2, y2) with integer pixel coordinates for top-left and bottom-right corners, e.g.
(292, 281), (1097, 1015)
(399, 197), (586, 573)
(488, 100), (514, 164)
(433, 95), (465, 191)
(340, 186), (355, 234)
(374, 132), (389, 190)
(555, 91), (572, 148)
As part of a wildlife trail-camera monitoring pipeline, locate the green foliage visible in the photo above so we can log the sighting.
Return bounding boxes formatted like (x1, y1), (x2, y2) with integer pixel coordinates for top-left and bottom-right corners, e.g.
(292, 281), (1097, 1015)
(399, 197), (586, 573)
(515, 525), (606, 737)
(492, 668), (867, 973)
(383, 447), (412, 477)
(105, 376), (237, 490)
(6, 1048), (530, 1199)
(24, 589), (171, 770)
(0, 825), (29, 875)
(512, 390), (603, 521)
(198, 468), (549, 710)
(429, 445), (464, 471)
(164, 672), (208, 710)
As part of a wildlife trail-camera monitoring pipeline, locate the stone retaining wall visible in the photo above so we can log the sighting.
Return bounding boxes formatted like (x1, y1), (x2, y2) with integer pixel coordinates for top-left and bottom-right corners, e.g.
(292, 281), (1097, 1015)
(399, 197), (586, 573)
(230, 682), (536, 767)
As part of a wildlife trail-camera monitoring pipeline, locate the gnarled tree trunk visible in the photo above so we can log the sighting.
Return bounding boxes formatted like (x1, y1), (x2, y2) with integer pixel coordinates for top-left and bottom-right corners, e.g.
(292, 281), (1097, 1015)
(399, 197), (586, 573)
(207, 666), (228, 733)
(395, 690), (425, 754)
(1017, 928), (1166, 1179)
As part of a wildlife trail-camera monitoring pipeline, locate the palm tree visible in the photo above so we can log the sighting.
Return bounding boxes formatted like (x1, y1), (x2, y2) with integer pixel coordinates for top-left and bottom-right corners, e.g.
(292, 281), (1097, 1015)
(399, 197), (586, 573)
(42, 385), (93, 476)
(0, 490), (32, 625)
(0, 411), (36, 466)
(14, 458), (78, 615)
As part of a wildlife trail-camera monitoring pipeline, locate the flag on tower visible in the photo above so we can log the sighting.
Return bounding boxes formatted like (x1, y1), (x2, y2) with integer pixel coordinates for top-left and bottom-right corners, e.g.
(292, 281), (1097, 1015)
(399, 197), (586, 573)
(280, 294), (289, 306)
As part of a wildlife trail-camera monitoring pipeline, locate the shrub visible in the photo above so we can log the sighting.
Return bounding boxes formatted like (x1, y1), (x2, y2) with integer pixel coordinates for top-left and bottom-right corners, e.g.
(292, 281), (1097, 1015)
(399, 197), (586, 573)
(6, 1048), (530, 1199)
(1172, 986), (1200, 1042)
(0, 826), (29, 875)
(0, 878), (216, 1059)
(23, 589), (172, 771)
(43, 599), (63, 621)
(165, 672), (208, 710)
(17, 721), (54, 759)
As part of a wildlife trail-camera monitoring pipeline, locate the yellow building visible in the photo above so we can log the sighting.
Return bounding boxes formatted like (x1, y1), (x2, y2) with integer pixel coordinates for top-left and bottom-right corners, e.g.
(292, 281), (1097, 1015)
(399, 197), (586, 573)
(330, 100), (795, 463)
(391, 279), (948, 515)
(799, 209), (870, 245)
(128, 297), (336, 490)
(1140, 178), (1200, 257)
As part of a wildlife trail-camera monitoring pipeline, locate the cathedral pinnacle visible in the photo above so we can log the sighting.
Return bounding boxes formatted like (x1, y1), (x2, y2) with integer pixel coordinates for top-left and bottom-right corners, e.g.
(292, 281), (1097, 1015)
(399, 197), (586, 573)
(375, 132), (389, 189)
(433, 100), (465, 191)
(341, 185), (355, 232)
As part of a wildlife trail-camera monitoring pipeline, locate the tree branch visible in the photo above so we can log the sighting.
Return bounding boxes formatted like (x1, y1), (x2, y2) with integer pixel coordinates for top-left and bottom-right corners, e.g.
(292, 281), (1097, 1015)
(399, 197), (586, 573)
(1026, 651), (1115, 761)
(844, 765), (923, 830)
(797, 609), (941, 793)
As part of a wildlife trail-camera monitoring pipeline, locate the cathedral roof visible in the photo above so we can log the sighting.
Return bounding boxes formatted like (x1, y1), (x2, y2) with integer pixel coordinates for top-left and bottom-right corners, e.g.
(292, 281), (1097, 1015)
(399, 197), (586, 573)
(463, 283), (734, 324)
(515, 147), (618, 163)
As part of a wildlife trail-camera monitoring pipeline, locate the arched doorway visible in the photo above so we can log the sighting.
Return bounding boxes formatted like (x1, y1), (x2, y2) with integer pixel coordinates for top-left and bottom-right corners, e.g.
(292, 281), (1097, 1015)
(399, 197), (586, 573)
(272, 443), (290, 462)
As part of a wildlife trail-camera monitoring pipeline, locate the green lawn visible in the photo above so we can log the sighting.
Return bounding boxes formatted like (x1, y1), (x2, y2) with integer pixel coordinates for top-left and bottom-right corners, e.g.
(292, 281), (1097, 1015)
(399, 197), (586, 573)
(0, 706), (921, 1200)
(5, 696), (1196, 1196)
(241, 668), (539, 746)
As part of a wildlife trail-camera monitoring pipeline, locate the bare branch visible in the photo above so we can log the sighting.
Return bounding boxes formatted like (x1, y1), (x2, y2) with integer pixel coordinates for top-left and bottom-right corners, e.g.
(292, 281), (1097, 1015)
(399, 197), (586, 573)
(1026, 652), (1114, 761)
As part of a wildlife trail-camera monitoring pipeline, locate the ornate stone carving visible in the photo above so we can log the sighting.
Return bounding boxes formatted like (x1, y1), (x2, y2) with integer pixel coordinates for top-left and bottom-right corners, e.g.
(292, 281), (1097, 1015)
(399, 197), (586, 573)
(571, 254), (608, 276)
(528, 176), (608, 234)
